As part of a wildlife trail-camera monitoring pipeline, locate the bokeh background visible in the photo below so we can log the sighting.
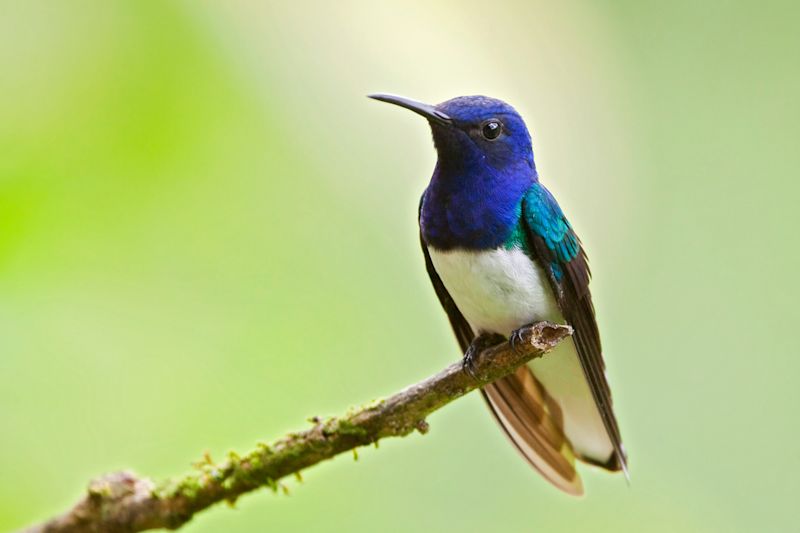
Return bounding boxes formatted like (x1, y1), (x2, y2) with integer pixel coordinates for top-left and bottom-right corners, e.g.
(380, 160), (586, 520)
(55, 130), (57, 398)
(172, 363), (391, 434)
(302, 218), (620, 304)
(2, 1), (798, 532)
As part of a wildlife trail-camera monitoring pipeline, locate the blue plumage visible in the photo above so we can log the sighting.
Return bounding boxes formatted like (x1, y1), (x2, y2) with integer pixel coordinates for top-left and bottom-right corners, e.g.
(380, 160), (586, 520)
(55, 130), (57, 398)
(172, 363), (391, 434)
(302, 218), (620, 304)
(419, 96), (536, 251)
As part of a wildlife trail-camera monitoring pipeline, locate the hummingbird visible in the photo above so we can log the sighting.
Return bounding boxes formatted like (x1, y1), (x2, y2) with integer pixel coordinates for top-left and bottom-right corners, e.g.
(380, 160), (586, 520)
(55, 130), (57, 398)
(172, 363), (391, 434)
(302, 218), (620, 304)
(369, 94), (627, 495)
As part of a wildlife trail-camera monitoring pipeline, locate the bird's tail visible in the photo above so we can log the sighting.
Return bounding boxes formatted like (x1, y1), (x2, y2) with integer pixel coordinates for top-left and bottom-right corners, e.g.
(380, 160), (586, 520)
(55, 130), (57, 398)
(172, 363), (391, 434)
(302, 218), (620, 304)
(482, 366), (584, 495)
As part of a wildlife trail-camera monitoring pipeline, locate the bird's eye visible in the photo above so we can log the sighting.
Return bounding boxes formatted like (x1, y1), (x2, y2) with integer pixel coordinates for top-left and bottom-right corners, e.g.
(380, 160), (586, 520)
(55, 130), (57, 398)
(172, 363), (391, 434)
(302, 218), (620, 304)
(481, 120), (502, 140)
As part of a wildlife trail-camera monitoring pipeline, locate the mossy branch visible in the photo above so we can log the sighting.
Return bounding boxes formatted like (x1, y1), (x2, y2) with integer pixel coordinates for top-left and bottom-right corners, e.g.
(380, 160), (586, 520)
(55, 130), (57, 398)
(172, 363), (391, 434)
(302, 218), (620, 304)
(18, 322), (571, 533)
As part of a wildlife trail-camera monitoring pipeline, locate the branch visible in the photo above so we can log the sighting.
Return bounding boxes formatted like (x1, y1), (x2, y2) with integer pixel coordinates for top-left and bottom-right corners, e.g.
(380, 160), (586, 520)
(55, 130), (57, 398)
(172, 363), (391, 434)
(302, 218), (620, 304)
(19, 322), (571, 533)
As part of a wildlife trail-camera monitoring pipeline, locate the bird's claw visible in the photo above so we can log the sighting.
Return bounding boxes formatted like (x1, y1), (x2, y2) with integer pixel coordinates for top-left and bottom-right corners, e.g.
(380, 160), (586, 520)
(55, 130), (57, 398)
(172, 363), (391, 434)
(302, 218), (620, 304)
(462, 346), (479, 380)
(462, 333), (505, 381)
(509, 327), (528, 355)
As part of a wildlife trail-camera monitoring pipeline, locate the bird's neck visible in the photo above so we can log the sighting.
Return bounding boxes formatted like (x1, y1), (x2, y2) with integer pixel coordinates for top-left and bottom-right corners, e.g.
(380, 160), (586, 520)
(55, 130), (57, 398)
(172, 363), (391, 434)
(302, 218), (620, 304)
(420, 160), (536, 251)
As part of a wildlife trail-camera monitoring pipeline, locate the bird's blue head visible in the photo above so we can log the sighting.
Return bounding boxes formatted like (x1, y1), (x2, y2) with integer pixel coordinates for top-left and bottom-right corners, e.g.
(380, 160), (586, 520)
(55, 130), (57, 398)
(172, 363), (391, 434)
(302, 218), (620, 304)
(369, 94), (537, 179)
(370, 94), (538, 250)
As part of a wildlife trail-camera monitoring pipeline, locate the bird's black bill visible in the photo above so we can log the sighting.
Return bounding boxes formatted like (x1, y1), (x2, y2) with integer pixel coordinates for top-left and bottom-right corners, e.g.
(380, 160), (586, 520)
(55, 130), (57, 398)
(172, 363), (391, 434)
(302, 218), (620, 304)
(368, 94), (452, 125)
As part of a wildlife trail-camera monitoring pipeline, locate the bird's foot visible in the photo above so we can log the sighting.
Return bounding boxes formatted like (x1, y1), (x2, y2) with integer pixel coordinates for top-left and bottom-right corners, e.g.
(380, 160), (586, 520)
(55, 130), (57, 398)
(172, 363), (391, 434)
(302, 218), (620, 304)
(463, 333), (506, 380)
(509, 323), (534, 355)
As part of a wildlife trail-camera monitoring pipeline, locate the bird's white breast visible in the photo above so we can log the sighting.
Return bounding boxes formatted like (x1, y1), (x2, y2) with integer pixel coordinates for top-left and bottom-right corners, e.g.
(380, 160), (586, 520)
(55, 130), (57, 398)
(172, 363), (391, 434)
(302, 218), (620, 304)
(427, 246), (561, 336)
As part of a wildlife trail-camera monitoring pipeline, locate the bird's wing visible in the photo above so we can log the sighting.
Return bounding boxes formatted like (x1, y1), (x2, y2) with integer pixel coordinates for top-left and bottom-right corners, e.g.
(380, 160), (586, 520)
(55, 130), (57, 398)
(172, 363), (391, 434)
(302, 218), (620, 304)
(520, 183), (627, 473)
(419, 196), (583, 495)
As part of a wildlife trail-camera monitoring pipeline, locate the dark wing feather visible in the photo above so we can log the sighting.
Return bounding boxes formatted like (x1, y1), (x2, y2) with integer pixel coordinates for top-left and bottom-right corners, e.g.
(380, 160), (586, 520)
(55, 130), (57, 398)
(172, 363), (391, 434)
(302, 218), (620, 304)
(521, 183), (627, 473)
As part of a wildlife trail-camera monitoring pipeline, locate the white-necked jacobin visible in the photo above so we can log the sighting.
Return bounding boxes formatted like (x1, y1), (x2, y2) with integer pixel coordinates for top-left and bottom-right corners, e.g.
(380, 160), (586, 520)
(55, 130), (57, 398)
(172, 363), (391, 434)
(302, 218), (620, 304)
(369, 94), (627, 495)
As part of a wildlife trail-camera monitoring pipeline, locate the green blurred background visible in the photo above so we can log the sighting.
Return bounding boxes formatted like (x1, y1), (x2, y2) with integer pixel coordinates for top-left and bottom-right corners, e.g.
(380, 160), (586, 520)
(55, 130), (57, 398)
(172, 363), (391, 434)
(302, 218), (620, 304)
(1, 1), (798, 532)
